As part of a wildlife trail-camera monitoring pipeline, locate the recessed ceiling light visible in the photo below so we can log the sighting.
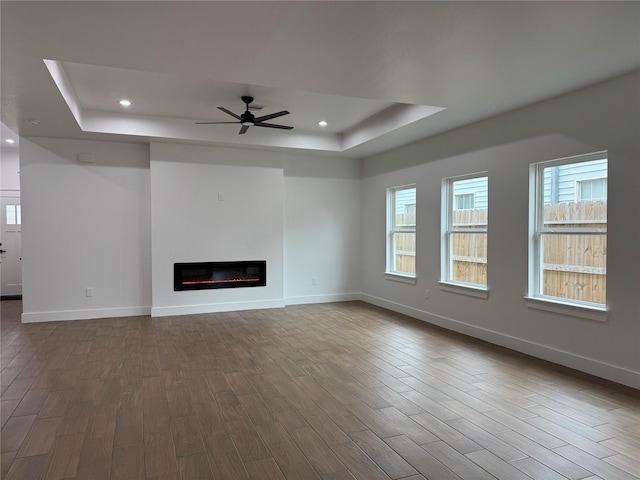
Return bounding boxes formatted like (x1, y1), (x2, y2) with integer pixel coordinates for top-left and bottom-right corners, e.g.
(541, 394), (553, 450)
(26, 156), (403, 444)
(5, 139), (15, 144)
(318, 121), (328, 127)
(118, 99), (132, 107)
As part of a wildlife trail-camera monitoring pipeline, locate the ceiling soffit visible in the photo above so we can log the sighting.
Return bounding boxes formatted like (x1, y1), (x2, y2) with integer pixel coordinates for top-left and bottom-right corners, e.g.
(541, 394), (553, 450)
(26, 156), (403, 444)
(46, 60), (445, 154)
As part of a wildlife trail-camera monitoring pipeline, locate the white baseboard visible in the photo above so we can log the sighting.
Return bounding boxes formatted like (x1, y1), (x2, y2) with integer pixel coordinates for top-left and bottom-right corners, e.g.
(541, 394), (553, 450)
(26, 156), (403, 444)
(285, 292), (362, 306)
(21, 306), (151, 323)
(362, 294), (640, 390)
(151, 299), (285, 317)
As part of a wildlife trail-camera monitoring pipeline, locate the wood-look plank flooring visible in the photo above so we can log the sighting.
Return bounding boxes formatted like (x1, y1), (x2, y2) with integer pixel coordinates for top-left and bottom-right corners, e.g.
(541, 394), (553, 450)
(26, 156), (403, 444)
(1, 299), (639, 479)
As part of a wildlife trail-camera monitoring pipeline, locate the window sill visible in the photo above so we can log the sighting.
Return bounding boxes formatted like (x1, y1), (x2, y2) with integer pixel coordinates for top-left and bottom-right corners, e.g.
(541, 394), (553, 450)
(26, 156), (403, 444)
(524, 296), (608, 322)
(385, 272), (417, 284)
(438, 281), (489, 299)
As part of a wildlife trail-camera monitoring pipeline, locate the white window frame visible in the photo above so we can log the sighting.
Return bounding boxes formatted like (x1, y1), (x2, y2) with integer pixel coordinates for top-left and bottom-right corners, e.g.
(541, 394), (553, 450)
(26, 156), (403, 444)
(386, 184), (417, 283)
(576, 176), (607, 202)
(440, 172), (488, 297)
(527, 151), (608, 319)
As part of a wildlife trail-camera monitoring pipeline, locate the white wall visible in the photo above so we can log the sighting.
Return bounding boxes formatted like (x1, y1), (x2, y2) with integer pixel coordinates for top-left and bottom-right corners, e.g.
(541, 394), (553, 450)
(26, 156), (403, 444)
(20, 138), (151, 321)
(1, 147), (20, 190)
(361, 71), (640, 388)
(150, 143), (286, 316)
(19, 139), (362, 321)
(284, 154), (361, 304)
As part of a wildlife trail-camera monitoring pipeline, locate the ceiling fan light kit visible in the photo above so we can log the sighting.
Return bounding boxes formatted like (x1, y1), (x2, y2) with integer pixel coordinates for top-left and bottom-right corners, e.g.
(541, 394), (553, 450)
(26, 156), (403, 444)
(196, 96), (293, 135)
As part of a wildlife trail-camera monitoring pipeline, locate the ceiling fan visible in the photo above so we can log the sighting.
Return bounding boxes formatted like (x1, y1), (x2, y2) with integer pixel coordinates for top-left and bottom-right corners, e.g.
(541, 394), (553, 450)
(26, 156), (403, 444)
(196, 96), (293, 134)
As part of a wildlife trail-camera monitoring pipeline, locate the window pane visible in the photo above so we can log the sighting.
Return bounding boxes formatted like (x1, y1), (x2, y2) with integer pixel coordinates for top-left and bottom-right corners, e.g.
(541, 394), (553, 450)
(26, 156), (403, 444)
(394, 232), (415, 274)
(541, 233), (606, 305)
(451, 232), (487, 286)
(395, 188), (416, 230)
(16, 205), (21, 225)
(389, 185), (416, 276)
(6, 205), (16, 225)
(543, 159), (607, 227)
(532, 154), (608, 307)
(443, 175), (488, 288)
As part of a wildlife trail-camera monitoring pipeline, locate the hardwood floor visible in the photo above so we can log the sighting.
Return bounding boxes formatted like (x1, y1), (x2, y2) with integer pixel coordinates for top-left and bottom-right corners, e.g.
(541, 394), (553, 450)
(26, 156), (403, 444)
(1, 299), (638, 479)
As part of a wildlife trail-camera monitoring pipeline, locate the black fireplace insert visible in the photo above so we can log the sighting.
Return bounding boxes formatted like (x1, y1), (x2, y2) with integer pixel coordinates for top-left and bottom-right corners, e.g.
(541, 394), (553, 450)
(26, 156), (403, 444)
(174, 261), (266, 291)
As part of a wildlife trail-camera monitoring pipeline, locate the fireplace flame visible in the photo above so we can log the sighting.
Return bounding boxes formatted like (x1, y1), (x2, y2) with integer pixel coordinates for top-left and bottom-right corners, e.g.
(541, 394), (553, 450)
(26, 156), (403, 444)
(182, 277), (261, 285)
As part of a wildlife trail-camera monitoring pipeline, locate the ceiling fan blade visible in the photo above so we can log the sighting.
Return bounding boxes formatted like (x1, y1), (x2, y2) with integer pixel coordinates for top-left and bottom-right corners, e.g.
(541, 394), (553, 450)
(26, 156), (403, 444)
(254, 110), (290, 123)
(254, 122), (293, 130)
(195, 121), (240, 124)
(218, 107), (242, 120)
(239, 125), (250, 135)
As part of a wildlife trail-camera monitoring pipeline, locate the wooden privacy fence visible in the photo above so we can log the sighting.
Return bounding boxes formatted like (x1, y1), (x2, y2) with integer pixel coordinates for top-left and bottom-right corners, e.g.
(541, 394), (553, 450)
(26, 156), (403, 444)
(451, 209), (487, 286)
(450, 201), (606, 304)
(394, 201), (607, 304)
(541, 200), (606, 304)
(395, 213), (416, 274)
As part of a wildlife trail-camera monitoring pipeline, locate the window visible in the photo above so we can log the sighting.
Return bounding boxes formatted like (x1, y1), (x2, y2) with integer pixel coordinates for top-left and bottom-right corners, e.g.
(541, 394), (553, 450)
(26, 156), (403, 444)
(529, 152), (607, 309)
(455, 193), (475, 210)
(442, 174), (488, 290)
(577, 177), (607, 201)
(5, 205), (21, 225)
(387, 185), (416, 278)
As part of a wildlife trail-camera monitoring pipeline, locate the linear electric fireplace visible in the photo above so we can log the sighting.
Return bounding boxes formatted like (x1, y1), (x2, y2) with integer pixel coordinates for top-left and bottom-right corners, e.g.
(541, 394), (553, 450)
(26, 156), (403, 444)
(174, 261), (266, 291)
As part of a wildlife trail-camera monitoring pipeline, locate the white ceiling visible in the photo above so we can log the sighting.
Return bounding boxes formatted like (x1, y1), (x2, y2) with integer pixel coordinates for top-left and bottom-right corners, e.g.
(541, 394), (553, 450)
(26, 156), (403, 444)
(2, 1), (639, 158)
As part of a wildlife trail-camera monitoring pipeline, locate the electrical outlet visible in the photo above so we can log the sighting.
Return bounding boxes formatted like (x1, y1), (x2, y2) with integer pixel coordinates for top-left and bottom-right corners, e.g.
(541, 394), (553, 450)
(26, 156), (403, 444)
(312, 277), (318, 286)
(86, 287), (94, 297)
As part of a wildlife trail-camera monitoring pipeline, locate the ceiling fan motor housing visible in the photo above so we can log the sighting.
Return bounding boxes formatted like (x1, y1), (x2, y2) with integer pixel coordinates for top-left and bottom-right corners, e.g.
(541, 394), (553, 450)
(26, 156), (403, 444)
(241, 111), (256, 124)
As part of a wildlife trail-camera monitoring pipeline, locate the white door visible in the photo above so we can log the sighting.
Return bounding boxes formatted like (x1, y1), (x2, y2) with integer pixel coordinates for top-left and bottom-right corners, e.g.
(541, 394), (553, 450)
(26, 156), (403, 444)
(1, 195), (22, 297)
